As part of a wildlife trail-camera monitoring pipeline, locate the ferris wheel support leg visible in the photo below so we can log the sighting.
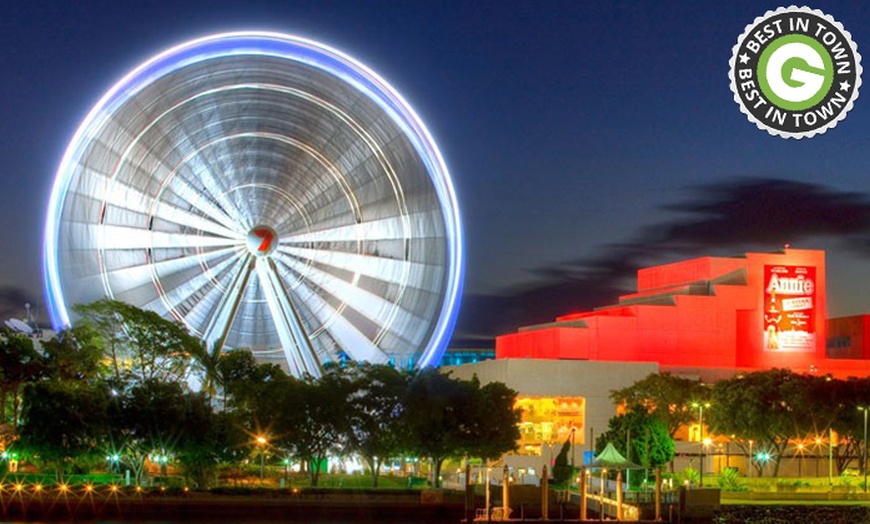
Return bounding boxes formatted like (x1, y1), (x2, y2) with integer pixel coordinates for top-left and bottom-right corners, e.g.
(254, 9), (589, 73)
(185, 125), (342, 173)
(255, 258), (322, 377)
(201, 254), (255, 354)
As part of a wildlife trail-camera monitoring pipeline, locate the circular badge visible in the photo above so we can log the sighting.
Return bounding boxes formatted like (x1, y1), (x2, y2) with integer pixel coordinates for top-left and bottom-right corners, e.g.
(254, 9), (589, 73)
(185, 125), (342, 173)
(729, 6), (861, 139)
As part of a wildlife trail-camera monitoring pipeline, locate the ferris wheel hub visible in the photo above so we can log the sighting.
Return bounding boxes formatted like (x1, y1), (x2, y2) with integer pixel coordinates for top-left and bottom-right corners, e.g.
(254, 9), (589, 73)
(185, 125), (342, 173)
(246, 225), (278, 257)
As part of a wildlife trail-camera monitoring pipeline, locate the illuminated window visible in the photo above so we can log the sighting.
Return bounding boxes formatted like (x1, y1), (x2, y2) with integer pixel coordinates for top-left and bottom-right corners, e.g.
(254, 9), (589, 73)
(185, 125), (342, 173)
(514, 396), (585, 455)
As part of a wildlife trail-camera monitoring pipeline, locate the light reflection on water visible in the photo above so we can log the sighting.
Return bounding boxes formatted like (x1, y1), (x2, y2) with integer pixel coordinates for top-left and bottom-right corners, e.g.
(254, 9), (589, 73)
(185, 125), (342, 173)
(0, 521), (452, 524)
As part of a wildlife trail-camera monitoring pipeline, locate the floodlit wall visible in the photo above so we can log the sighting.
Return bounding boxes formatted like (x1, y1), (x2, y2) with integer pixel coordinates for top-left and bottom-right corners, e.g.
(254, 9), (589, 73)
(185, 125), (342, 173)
(443, 359), (658, 463)
(496, 249), (870, 377)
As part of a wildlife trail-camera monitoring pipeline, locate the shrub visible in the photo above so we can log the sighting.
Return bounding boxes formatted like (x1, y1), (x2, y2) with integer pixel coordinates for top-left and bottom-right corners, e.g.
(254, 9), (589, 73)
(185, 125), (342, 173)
(838, 474), (855, 488)
(717, 467), (747, 491)
(678, 466), (699, 487)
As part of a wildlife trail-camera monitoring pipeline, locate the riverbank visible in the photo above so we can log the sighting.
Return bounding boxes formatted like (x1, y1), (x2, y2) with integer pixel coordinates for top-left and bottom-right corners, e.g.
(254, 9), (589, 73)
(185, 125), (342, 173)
(0, 488), (466, 522)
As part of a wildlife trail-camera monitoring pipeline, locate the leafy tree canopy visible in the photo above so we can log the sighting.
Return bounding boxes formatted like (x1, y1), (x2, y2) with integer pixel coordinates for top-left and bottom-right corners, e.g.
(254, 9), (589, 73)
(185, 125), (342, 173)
(596, 405), (674, 470)
(610, 372), (706, 437)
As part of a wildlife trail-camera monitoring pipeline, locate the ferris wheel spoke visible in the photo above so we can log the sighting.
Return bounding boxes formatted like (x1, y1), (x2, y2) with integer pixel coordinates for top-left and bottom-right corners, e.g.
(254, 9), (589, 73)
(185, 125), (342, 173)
(152, 202), (243, 240)
(89, 171), (245, 238)
(141, 253), (242, 314)
(166, 174), (248, 234)
(276, 254), (429, 342)
(200, 255), (254, 352)
(82, 224), (243, 250)
(276, 265), (391, 364)
(168, 162), (248, 230)
(255, 258), (322, 377)
(281, 212), (438, 244)
(278, 245), (443, 293)
(96, 246), (239, 294)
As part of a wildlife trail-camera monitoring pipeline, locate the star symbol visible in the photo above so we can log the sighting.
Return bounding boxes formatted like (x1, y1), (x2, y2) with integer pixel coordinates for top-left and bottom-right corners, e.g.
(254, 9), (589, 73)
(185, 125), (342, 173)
(840, 80), (852, 91)
(739, 53), (750, 65)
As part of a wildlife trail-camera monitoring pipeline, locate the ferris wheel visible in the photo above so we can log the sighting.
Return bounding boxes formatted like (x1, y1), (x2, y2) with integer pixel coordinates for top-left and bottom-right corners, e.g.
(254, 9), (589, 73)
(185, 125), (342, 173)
(43, 32), (464, 377)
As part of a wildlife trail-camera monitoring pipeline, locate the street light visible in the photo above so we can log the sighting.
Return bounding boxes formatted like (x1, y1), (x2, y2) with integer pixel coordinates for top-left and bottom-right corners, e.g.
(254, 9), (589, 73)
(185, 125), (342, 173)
(755, 451), (770, 477)
(692, 402), (711, 487)
(859, 406), (869, 492)
(256, 435), (268, 482)
(106, 453), (121, 474)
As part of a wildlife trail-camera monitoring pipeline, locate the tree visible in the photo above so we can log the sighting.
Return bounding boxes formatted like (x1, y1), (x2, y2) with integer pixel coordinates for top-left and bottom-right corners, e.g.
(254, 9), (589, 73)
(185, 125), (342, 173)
(0, 332), (44, 427)
(277, 373), (351, 487)
(108, 379), (189, 485)
(41, 325), (106, 384)
(827, 376), (870, 475)
(175, 393), (246, 488)
(188, 342), (223, 401)
(402, 369), (473, 488)
(217, 350), (286, 414)
(552, 438), (572, 485)
(706, 369), (806, 476)
(340, 363), (408, 487)
(74, 299), (201, 383)
(462, 380), (521, 461)
(610, 372), (706, 438)
(18, 381), (109, 481)
(73, 300), (128, 382)
(596, 405), (674, 475)
(402, 370), (520, 488)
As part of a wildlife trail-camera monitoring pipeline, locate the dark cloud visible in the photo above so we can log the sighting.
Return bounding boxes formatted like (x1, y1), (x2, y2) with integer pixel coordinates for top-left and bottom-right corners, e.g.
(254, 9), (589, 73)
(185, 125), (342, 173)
(451, 178), (870, 347)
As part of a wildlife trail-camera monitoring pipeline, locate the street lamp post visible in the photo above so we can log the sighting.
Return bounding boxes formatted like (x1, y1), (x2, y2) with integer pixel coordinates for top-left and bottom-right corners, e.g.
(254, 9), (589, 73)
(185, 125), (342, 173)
(692, 402), (710, 487)
(795, 443), (804, 478)
(256, 436), (268, 482)
(748, 440), (754, 478)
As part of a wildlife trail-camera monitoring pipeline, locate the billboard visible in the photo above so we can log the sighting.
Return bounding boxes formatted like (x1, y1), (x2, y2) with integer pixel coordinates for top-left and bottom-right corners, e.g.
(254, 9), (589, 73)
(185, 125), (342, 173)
(763, 265), (816, 352)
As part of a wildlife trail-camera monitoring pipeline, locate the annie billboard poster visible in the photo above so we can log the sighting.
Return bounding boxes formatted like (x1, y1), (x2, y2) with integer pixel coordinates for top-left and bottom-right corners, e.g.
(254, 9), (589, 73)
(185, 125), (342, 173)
(764, 265), (816, 352)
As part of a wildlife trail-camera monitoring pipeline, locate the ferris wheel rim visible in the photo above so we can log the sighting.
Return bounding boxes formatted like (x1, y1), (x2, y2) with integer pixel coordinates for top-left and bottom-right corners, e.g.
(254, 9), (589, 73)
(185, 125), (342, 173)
(43, 30), (464, 369)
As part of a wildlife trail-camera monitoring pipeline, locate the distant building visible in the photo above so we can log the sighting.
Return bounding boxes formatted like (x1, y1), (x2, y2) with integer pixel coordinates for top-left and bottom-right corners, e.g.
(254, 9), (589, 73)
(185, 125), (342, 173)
(447, 248), (870, 480)
(437, 347), (495, 367)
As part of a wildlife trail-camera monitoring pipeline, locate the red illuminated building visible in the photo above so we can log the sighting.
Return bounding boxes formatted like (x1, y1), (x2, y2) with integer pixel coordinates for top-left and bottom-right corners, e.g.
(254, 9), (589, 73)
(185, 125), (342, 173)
(497, 248), (870, 379)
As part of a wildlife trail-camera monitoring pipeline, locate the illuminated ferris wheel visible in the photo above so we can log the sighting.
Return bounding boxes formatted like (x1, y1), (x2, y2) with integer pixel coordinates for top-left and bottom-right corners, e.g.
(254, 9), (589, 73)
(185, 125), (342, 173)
(43, 32), (463, 377)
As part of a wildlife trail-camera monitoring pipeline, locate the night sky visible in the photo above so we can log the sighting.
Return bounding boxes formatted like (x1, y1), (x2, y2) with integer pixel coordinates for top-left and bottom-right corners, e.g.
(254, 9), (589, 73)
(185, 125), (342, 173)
(2, 1), (870, 344)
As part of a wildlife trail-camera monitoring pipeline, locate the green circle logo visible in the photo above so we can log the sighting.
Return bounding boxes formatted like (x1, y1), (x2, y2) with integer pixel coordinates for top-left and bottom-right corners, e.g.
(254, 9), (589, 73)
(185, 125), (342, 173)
(758, 34), (833, 111)
(728, 6), (862, 139)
